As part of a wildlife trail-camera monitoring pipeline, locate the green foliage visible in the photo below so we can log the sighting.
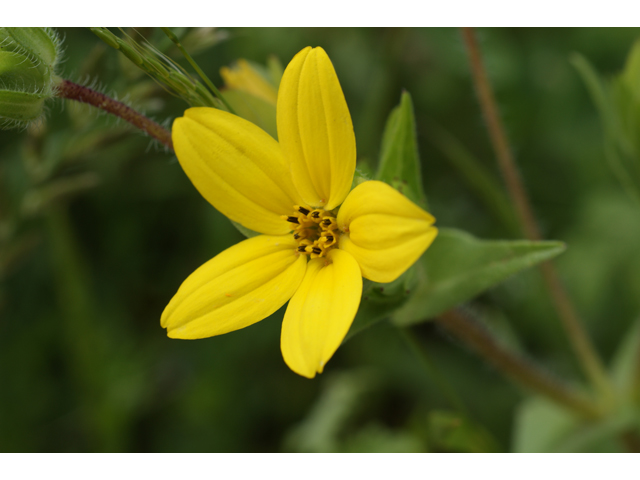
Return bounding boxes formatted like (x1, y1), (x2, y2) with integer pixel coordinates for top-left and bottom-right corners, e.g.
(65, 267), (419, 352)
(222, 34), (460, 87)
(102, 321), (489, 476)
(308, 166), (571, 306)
(376, 91), (427, 206)
(393, 228), (566, 325)
(427, 410), (501, 453)
(573, 48), (640, 206)
(0, 51), (47, 89)
(89, 27), (220, 108)
(0, 27), (60, 70)
(345, 264), (418, 341)
(0, 28), (61, 128)
(2, 27), (640, 453)
(609, 317), (640, 414)
(512, 317), (640, 453)
(425, 122), (520, 235)
(284, 370), (379, 452)
(0, 90), (47, 125)
(513, 396), (640, 452)
(512, 397), (580, 452)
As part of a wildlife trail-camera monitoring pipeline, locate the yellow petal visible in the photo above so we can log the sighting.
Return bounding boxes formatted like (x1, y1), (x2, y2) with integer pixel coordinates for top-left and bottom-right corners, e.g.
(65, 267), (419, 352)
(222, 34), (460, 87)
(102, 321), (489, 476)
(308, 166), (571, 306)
(277, 47), (356, 210)
(173, 107), (303, 235)
(162, 235), (307, 339)
(337, 180), (438, 283)
(281, 249), (362, 378)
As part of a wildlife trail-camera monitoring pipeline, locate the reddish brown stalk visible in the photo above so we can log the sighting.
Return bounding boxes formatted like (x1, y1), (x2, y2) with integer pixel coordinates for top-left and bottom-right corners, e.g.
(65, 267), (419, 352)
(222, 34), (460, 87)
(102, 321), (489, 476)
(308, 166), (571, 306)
(437, 309), (603, 419)
(55, 79), (173, 150)
(460, 27), (613, 403)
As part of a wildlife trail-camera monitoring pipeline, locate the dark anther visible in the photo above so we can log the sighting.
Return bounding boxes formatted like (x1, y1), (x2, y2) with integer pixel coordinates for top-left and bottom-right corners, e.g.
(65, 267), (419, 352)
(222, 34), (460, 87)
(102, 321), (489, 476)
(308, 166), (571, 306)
(312, 247), (322, 254)
(297, 206), (310, 216)
(286, 216), (299, 224)
(322, 219), (331, 226)
(297, 246), (307, 252)
(325, 235), (334, 242)
(293, 233), (300, 239)
(311, 211), (320, 218)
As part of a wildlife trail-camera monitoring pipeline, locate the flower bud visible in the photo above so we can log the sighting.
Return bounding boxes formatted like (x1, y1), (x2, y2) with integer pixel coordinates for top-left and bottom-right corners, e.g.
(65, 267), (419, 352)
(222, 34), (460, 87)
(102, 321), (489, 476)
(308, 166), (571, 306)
(220, 59), (279, 138)
(0, 27), (61, 128)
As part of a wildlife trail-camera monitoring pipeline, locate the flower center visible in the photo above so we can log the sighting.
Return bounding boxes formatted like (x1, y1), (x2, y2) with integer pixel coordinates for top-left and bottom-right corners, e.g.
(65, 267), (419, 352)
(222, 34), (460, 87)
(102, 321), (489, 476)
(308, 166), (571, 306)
(281, 205), (340, 258)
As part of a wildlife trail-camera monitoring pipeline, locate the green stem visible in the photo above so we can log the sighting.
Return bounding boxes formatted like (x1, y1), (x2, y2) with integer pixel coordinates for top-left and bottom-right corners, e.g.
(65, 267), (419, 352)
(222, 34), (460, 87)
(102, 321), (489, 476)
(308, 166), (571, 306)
(399, 327), (468, 415)
(161, 27), (236, 115)
(436, 309), (604, 420)
(460, 27), (614, 405)
(55, 79), (173, 150)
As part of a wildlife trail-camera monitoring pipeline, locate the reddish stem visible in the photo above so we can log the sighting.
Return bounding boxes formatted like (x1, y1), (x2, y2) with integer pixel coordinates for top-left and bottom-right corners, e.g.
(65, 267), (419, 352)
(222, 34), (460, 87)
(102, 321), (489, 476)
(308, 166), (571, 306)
(55, 79), (173, 150)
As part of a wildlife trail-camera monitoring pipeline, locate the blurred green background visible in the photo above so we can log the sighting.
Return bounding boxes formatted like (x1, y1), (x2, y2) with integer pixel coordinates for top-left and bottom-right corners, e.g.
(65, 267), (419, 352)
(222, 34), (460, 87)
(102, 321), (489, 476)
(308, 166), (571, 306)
(1, 27), (639, 452)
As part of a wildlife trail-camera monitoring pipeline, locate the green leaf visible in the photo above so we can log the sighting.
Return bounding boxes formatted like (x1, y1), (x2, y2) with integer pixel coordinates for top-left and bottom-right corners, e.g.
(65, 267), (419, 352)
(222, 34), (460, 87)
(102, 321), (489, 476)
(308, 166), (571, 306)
(610, 316), (640, 402)
(513, 397), (639, 452)
(427, 410), (501, 453)
(571, 53), (617, 135)
(345, 264), (418, 342)
(343, 423), (424, 453)
(283, 370), (377, 452)
(512, 397), (579, 452)
(572, 53), (640, 207)
(392, 228), (566, 326)
(554, 408), (639, 453)
(376, 91), (426, 207)
(620, 39), (640, 101)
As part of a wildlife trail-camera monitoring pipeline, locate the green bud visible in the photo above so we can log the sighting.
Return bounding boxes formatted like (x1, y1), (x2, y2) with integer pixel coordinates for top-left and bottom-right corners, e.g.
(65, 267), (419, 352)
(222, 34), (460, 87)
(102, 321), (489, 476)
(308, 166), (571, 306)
(1, 27), (59, 67)
(0, 51), (46, 89)
(0, 90), (46, 125)
(0, 28), (62, 128)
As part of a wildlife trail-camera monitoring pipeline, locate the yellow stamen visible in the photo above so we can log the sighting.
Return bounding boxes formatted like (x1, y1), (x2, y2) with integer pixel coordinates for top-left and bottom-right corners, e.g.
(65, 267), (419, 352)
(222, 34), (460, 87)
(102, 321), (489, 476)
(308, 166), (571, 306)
(285, 205), (340, 258)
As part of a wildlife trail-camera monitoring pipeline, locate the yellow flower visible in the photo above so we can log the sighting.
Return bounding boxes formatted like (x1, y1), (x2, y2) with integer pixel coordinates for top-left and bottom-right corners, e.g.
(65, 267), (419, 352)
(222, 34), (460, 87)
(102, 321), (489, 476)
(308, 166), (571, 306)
(220, 59), (278, 105)
(162, 47), (438, 378)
